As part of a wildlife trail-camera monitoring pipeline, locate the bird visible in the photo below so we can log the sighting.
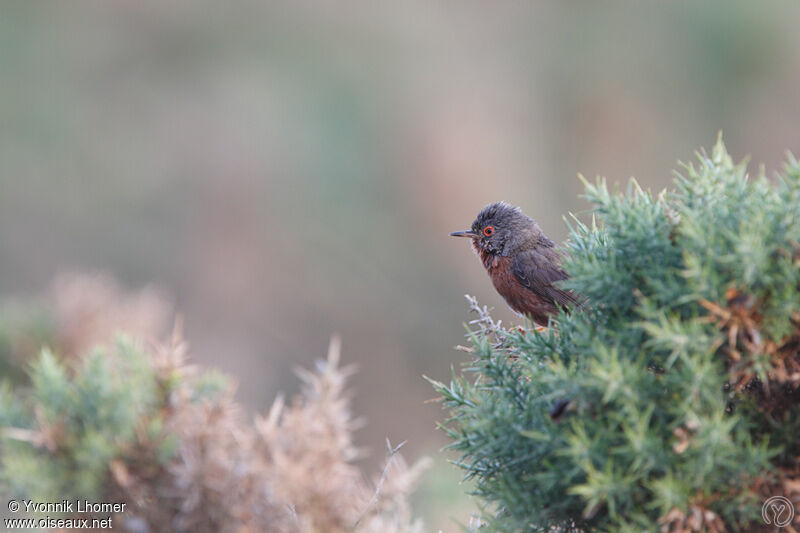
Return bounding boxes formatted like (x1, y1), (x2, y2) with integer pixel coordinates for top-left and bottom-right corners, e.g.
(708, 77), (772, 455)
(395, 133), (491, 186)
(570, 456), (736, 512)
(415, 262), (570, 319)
(450, 201), (577, 327)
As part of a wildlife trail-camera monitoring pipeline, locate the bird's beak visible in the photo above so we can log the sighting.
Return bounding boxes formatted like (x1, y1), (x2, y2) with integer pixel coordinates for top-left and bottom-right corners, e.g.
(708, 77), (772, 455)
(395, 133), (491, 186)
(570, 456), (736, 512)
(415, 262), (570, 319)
(450, 230), (478, 238)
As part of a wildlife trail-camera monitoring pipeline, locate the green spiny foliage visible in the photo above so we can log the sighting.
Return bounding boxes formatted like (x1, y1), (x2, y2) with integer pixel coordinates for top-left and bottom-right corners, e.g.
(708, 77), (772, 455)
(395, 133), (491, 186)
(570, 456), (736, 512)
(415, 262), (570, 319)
(0, 339), (157, 500)
(0, 337), (225, 503)
(432, 136), (800, 531)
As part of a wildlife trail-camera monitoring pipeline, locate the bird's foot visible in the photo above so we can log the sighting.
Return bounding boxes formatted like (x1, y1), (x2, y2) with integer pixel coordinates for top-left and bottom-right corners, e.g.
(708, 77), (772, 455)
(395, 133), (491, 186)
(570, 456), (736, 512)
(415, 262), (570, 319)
(514, 325), (548, 335)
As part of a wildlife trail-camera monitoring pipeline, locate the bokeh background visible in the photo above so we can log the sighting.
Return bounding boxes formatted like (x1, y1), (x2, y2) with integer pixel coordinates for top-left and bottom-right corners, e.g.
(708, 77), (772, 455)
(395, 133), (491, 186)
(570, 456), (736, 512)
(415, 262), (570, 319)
(2, 1), (799, 529)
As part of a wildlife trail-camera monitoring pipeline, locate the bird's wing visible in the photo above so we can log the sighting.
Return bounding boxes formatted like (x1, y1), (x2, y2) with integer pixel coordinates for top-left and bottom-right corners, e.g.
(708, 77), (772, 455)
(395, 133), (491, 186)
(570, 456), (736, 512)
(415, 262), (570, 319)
(511, 248), (578, 308)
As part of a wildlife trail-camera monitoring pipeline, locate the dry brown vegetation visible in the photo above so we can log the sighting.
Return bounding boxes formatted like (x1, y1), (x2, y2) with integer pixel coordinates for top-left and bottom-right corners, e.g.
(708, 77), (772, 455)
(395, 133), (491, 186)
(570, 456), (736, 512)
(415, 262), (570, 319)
(3, 274), (429, 532)
(106, 332), (429, 533)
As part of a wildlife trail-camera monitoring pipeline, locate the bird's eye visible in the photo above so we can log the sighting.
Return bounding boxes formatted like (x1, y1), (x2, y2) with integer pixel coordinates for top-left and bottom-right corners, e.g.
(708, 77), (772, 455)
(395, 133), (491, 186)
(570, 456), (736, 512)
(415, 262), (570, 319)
(483, 226), (495, 237)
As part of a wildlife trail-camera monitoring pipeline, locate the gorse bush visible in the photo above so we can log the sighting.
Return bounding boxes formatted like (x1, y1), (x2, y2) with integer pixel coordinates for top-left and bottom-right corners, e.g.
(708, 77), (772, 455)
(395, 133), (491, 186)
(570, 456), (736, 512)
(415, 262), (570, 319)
(1, 341), (162, 501)
(432, 137), (800, 531)
(0, 276), (427, 533)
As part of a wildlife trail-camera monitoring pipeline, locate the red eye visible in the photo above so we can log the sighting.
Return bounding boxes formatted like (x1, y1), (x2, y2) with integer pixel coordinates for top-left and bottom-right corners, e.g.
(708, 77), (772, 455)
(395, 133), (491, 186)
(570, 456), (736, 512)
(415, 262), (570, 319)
(483, 226), (495, 237)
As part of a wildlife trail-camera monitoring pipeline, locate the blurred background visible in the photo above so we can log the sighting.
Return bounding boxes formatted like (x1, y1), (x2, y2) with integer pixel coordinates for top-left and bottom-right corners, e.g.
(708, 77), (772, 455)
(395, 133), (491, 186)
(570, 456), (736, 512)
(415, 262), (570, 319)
(1, 1), (799, 529)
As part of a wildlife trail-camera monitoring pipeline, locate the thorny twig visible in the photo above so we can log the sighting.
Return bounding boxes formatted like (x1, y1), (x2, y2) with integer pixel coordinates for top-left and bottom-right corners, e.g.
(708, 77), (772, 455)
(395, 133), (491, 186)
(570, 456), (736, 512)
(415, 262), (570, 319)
(464, 294), (510, 346)
(1, 427), (45, 447)
(353, 438), (407, 528)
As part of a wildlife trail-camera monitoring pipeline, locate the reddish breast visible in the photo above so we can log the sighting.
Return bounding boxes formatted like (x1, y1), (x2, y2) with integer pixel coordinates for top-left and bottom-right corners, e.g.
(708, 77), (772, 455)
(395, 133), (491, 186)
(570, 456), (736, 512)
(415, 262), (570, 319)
(477, 247), (556, 325)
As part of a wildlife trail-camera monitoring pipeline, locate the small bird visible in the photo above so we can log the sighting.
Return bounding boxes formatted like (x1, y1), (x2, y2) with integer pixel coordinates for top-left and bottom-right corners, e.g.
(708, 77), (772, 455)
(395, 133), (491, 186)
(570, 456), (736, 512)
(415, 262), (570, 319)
(450, 201), (577, 326)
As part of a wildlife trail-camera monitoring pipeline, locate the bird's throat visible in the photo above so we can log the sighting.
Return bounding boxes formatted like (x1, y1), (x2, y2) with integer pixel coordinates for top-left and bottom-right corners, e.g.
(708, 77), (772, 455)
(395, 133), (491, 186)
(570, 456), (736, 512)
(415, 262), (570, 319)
(473, 241), (501, 270)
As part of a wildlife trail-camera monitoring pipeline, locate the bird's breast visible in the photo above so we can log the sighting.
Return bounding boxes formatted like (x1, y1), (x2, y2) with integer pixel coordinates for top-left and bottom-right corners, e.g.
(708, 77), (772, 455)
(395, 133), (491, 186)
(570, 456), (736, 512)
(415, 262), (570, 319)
(484, 253), (557, 324)
(484, 255), (516, 296)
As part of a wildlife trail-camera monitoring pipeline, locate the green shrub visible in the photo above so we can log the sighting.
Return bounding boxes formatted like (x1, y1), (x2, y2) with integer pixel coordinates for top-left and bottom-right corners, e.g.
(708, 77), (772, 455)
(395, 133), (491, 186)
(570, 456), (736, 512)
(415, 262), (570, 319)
(431, 137), (800, 531)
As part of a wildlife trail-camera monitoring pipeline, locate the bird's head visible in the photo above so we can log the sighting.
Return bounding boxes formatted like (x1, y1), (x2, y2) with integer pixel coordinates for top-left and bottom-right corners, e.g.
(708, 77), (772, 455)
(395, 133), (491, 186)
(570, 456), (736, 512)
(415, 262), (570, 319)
(450, 201), (539, 256)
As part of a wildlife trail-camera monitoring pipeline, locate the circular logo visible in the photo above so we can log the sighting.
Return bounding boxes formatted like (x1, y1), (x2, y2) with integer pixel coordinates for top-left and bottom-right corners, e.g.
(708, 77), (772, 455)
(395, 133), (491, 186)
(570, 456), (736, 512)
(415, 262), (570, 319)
(763, 496), (795, 528)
